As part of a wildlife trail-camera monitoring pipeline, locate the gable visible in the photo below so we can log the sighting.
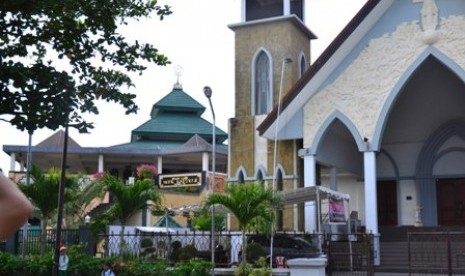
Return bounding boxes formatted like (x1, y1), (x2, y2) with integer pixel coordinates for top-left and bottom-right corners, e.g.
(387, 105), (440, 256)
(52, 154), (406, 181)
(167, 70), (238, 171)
(259, 0), (465, 150)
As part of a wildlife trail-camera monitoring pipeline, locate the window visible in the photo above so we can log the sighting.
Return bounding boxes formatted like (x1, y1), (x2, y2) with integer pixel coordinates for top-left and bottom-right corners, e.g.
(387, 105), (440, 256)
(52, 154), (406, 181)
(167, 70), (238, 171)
(238, 171), (245, 184)
(254, 50), (272, 115)
(299, 53), (306, 78)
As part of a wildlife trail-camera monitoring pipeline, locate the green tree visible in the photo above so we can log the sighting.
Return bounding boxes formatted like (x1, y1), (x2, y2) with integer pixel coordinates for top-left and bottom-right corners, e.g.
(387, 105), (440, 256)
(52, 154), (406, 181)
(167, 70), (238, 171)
(0, 0), (171, 133)
(191, 212), (225, 231)
(95, 173), (162, 254)
(204, 182), (283, 265)
(63, 176), (106, 228)
(18, 165), (79, 254)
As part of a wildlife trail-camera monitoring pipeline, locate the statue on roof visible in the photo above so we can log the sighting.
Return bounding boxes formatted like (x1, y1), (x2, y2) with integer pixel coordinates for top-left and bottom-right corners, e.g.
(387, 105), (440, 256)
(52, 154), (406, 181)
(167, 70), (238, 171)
(413, 0), (438, 32)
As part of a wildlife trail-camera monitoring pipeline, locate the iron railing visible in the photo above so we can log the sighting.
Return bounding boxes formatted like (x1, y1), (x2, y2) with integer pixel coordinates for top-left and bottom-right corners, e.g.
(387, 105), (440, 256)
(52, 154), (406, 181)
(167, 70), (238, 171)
(408, 232), (465, 275)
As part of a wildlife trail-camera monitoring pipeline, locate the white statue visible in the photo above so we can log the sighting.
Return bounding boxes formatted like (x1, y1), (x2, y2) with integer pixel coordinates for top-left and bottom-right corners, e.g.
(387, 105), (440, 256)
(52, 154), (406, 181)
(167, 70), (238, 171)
(413, 0), (438, 31)
(413, 0), (440, 44)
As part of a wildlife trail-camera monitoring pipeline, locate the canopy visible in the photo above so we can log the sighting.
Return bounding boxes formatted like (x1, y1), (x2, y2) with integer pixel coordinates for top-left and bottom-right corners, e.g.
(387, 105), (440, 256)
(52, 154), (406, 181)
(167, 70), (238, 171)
(282, 185), (350, 205)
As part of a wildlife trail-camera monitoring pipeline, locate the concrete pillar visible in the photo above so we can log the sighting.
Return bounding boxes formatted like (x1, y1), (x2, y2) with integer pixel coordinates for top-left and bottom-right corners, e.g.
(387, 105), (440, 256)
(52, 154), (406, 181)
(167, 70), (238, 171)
(329, 167), (337, 191)
(98, 154), (104, 172)
(9, 153), (16, 172)
(363, 150), (380, 265)
(304, 154), (316, 233)
(157, 156), (163, 174)
(287, 257), (327, 276)
(202, 152), (209, 172)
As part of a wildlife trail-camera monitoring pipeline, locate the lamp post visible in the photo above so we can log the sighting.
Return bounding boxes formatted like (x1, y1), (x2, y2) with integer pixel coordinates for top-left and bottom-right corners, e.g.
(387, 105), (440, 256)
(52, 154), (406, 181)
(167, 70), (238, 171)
(203, 86), (216, 273)
(53, 124), (69, 276)
(270, 57), (292, 268)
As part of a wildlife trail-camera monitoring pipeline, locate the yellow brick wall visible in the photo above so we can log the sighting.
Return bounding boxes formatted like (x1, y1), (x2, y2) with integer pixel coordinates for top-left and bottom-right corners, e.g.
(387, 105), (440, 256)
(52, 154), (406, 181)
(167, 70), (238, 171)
(228, 18), (311, 231)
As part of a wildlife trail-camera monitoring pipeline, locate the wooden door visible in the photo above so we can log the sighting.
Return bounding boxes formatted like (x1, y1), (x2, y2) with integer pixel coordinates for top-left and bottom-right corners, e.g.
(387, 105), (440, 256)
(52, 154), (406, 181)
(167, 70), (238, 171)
(436, 178), (465, 225)
(377, 180), (398, 226)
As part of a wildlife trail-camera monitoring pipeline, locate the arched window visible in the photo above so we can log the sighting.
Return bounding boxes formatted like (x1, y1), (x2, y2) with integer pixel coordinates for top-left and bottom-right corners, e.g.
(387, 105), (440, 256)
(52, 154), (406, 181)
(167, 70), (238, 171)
(256, 170), (264, 184)
(299, 53), (306, 78)
(238, 171), (245, 184)
(254, 50), (271, 115)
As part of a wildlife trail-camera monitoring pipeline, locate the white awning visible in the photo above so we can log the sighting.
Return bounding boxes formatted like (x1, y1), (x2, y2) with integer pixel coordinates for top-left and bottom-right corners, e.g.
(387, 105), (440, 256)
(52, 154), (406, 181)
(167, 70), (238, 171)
(282, 186), (350, 205)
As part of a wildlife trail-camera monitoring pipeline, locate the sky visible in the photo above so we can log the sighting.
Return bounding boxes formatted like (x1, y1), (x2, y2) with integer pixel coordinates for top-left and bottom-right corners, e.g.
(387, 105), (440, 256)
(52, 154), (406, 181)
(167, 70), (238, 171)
(0, 0), (367, 173)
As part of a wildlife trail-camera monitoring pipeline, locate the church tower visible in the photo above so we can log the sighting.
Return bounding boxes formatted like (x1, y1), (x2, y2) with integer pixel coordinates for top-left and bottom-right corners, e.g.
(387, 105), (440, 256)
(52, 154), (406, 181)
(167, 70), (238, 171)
(228, 0), (315, 231)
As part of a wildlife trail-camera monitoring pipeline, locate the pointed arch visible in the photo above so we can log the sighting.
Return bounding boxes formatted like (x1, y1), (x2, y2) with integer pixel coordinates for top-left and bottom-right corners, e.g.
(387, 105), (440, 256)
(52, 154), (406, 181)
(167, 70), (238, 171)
(272, 164), (287, 181)
(230, 166), (247, 184)
(373, 47), (465, 150)
(377, 148), (400, 180)
(298, 51), (307, 78)
(415, 119), (465, 226)
(252, 48), (273, 115)
(307, 110), (365, 155)
(255, 165), (267, 183)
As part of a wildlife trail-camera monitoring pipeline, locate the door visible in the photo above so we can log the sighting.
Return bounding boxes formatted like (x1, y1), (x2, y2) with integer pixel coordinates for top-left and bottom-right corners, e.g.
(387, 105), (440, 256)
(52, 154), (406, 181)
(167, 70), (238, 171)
(436, 178), (465, 225)
(377, 180), (398, 226)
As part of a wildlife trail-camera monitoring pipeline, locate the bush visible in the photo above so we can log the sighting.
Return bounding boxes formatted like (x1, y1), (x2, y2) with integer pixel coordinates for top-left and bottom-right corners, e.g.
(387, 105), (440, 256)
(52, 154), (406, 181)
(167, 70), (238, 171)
(234, 262), (253, 276)
(175, 260), (212, 276)
(140, 238), (154, 248)
(246, 242), (265, 264)
(178, 244), (197, 262)
(0, 252), (23, 275)
(0, 247), (211, 276)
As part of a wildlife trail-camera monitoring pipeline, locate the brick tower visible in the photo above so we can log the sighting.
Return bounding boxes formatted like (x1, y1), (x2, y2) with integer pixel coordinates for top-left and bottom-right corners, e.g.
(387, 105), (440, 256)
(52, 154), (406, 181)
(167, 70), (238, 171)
(228, 0), (315, 231)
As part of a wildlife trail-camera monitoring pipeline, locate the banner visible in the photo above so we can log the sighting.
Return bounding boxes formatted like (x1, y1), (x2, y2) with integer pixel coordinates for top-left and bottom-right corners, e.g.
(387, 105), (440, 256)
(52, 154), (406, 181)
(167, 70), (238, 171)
(329, 195), (346, 224)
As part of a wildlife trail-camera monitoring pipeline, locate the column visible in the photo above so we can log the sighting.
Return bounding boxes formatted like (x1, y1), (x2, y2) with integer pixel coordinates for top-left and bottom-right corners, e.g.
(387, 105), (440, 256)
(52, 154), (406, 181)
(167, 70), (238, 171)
(202, 152), (209, 172)
(98, 154), (104, 173)
(364, 150), (380, 265)
(329, 167), (337, 191)
(283, 0), (290, 15)
(304, 154), (317, 233)
(157, 156), (163, 174)
(9, 153), (16, 172)
(364, 151), (378, 233)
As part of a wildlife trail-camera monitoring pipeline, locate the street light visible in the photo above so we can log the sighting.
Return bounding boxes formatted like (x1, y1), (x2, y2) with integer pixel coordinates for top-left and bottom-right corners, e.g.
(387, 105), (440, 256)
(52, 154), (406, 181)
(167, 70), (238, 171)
(270, 57), (292, 268)
(203, 85), (216, 273)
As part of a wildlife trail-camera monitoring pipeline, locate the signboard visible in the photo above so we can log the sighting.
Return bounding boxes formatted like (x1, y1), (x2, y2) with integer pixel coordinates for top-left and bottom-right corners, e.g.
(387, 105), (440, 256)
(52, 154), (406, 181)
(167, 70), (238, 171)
(329, 195), (346, 224)
(159, 173), (202, 188)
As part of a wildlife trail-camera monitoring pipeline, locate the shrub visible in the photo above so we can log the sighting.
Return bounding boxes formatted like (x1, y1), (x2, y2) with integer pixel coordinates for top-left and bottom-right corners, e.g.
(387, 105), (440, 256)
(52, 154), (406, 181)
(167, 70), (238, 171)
(140, 238), (153, 248)
(234, 262), (253, 276)
(0, 252), (23, 275)
(175, 260), (212, 276)
(179, 244), (197, 262)
(246, 242), (265, 264)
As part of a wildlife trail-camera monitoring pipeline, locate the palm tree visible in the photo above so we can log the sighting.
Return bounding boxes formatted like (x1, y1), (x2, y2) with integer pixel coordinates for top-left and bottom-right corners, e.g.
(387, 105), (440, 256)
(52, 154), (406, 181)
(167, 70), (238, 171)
(18, 165), (79, 254)
(204, 182), (283, 265)
(63, 176), (106, 228)
(96, 173), (162, 254)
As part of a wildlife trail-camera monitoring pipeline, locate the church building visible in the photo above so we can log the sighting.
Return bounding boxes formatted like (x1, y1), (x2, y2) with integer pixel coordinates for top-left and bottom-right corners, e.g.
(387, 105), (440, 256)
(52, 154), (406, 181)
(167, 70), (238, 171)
(228, 0), (465, 263)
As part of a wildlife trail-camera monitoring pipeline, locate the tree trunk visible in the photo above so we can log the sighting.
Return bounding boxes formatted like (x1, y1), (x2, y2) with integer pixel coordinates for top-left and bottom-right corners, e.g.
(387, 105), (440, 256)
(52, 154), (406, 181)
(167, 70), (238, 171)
(119, 223), (125, 256)
(241, 231), (247, 265)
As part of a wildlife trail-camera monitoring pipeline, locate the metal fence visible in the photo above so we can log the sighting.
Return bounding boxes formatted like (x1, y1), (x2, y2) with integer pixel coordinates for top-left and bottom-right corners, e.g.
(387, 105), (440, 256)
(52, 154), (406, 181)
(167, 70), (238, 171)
(4, 228), (376, 275)
(14, 229), (81, 255)
(408, 232), (465, 275)
(326, 233), (374, 276)
(99, 230), (374, 274)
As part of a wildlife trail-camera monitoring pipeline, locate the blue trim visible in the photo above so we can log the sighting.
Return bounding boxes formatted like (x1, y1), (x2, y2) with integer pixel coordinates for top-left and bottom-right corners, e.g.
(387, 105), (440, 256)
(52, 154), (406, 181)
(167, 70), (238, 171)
(308, 110), (365, 155)
(373, 47), (465, 150)
(415, 120), (465, 226)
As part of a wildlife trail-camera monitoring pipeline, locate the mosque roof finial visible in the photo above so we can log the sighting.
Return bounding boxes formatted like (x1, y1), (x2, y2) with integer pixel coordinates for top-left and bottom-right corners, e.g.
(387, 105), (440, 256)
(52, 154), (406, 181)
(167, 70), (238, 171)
(173, 65), (184, 89)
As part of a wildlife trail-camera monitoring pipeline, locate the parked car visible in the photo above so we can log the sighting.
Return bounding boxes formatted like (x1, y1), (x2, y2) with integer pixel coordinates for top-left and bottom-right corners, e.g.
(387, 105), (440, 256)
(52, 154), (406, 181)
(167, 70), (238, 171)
(241, 234), (321, 267)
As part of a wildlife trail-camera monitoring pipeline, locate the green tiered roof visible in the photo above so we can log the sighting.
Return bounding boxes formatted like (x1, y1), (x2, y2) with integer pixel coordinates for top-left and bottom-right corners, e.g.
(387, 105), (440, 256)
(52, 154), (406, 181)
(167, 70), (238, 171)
(113, 85), (227, 150)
